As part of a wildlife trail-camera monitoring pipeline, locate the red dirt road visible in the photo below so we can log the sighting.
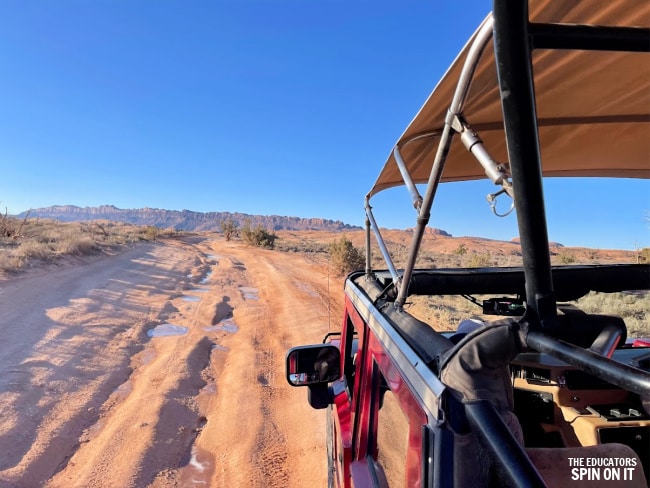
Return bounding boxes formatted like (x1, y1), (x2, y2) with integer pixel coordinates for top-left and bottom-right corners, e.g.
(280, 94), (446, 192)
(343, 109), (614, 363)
(0, 236), (341, 487)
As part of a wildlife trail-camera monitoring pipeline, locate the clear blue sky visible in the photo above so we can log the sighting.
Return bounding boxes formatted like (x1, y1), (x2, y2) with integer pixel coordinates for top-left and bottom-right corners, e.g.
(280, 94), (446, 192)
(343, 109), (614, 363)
(1, 1), (648, 250)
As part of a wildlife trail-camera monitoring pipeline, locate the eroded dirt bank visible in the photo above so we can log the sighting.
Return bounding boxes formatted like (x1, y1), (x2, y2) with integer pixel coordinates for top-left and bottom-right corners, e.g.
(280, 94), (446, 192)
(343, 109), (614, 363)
(0, 236), (341, 487)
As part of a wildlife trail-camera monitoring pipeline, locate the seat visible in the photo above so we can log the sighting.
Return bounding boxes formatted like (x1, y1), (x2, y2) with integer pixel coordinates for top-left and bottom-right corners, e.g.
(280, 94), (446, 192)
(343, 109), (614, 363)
(556, 305), (627, 356)
(439, 320), (648, 487)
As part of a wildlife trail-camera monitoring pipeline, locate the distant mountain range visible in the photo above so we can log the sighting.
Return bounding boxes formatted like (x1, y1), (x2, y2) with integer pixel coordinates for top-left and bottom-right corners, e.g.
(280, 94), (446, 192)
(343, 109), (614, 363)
(21, 205), (362, 233)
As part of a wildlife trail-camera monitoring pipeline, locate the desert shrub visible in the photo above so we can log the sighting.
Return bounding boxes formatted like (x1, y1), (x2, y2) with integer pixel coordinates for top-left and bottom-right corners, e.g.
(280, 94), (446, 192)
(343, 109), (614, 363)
(388, 243), (408, 267)
(0, 216), (169, 274)
(557, 251), (577, 265)
(574, 291), (649, 338)
(241, 220), (277, 249)
(0, 252), (23, 272)
(637, 247), (650, 264)
(467, 251), (491, 268)
(408, 294), (481, 331)
(276, 241), (328, 254)
(329, 235), (365, 276)
(18, 240), (53, 260)
(58, 235), (98, 256)
(145, 226), (159, 241)
(0, 211), (29, 238)
(453, 243), (468, 256)
(220, 218), (239, 241)
(416, 252), (436, 268)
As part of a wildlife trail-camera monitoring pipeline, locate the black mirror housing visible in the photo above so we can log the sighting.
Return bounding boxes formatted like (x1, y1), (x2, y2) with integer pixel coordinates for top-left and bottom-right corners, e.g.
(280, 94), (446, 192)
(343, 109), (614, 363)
(307, 383), (333, 409)
(286, 344), (341, 386)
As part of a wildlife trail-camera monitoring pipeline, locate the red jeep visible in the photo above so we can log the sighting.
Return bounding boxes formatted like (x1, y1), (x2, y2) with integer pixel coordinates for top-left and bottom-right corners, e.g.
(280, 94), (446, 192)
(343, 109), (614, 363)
(287, 2), (650, 486)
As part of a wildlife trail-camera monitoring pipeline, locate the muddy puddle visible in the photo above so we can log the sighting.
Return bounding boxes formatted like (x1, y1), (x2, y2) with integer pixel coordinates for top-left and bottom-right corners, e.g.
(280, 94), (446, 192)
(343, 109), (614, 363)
(239, 287), (259, 300)
(205, 317), (238, 334)
(191, 287), (210, 293)
(200, 272), (213, 285)
(200, 383), (217, 395)
(177, 445), (215, 487)
(147, 323), (189, 338)
(181, 295), (201, 302)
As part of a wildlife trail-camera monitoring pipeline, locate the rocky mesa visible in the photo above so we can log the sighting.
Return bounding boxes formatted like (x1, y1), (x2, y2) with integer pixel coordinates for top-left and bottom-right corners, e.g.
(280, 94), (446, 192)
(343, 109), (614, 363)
(21, 205), (362, 233)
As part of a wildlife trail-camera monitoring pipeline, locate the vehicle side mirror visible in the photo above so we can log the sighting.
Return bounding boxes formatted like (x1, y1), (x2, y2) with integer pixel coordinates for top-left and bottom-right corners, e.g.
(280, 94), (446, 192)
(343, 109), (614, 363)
(286, 344), (341, 386)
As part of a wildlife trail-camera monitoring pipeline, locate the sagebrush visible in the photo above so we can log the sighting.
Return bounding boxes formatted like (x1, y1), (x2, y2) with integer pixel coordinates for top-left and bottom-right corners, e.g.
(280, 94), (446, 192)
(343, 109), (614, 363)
(329, 235), (365, 276)
(241, 220), (277, 249)
(0, 217), (177, 274)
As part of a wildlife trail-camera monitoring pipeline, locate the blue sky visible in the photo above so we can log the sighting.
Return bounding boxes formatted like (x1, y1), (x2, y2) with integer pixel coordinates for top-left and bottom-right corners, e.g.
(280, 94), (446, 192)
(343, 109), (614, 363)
(1, 1), (648, 250)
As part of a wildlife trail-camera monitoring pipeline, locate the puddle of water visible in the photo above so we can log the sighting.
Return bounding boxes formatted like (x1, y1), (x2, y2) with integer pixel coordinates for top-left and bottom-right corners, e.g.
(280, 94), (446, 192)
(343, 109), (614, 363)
(200, 383), (217, 395)
(187, 273), (193, 278)
(207, 254), (220, 261)
(205, 317), (239, 333)
(200, 272), (213, 285)
(181, 295), (201, 302)
(189, 446), (209, 472)
(239, 287), (259, 300)
(191, 287), (210, 293)
(147, 324), (189, 338)
(211, 344), (229, 352)
(178, 445), (214, 486)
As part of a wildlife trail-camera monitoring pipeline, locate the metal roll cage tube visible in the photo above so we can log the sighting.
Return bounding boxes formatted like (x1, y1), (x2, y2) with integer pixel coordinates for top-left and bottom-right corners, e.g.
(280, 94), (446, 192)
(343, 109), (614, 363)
(395, 18), (497, 310)
(355, 3), (650, 487)
(365, 18), (499, 308)
(527, 331), (650, 395)
(494, 1), (555, 330)
(465, 401), (547, 488)
(365, 3), (650, 318)
(393, 134), (431, 211)
(364, 197), (399, 285)
(363, 131), (439, 288)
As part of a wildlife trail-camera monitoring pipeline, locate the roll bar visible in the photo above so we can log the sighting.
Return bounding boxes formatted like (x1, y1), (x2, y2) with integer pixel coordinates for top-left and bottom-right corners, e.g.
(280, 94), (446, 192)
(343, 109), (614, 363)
(364, 1), (650, 331)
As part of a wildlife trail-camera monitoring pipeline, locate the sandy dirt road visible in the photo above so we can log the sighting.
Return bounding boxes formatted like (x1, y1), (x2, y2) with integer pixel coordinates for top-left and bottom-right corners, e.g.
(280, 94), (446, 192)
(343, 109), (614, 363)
(0, 236), (341, 487)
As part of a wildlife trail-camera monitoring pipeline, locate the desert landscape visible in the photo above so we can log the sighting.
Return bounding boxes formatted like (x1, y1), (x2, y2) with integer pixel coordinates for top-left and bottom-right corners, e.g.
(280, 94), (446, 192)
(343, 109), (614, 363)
(0, 226), (643, 487)
(0, 233), (346, 487)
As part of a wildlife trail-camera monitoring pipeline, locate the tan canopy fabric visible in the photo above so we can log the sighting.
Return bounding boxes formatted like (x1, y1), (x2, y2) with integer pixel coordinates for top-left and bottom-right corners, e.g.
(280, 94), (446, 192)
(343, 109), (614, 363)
(369, 1), (650, 198)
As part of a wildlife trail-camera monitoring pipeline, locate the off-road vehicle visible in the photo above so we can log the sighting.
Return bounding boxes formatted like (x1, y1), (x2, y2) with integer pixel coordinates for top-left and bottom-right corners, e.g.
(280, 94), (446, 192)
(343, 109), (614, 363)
(287, 1), (650, 486)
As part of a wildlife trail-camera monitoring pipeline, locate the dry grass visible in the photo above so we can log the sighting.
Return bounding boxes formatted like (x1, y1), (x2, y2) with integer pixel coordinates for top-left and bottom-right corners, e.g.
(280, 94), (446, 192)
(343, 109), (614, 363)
(407, 295), (488, 332)
(6, 221), (642, 335)
(575, 291), (649, 338)
(407, 292), (650, 338)
(0, 217), (180, 275)
(274, 229), (648, 338)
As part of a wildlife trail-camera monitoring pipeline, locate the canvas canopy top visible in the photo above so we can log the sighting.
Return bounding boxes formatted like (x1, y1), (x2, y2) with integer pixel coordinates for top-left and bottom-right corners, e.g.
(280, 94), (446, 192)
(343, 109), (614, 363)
(368, 0), (650, 200)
